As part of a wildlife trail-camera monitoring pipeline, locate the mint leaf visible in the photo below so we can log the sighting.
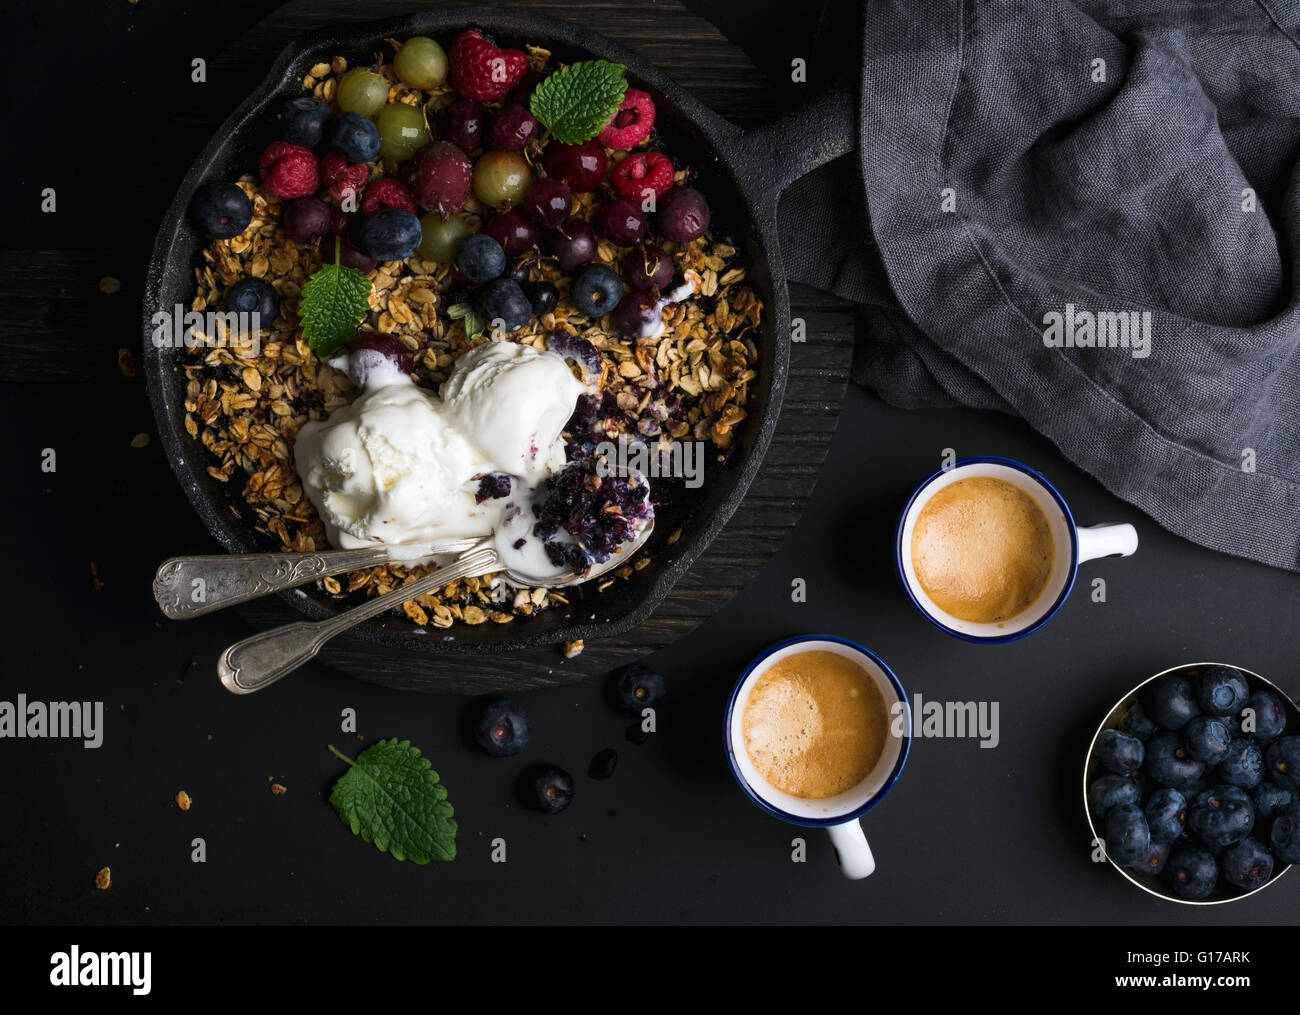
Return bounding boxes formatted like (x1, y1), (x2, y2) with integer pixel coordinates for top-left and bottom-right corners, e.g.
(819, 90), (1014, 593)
(298, 240), (371, 355)
(530, 60), (628, 145)
(327, 740), (457, 863)
(447, 301), (486, 341)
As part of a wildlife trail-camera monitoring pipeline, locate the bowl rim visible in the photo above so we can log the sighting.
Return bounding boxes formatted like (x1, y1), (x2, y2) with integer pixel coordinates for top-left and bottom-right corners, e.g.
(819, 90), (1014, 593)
(142, 7), (791, 657)
(1082, 661), (1297, 905)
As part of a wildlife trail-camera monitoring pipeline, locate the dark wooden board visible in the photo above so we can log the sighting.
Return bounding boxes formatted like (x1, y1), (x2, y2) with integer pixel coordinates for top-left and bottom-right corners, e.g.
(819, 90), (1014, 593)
(5, 0), (855, 693)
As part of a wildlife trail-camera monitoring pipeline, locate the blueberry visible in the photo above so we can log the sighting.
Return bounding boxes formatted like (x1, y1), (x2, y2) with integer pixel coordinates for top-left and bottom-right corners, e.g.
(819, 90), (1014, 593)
(1096, 729), (1145, 775)
(328, 111), (382, 163)
(1144, 787), (1187, 842)
(1270, 801), (1300, 863)
(476, 277), (531, 333)
(1251, 782), (1293, 821)
(455, 233), (507, 283)
(469, 697), (530, 757)
(1216, 736), (1263, 789)
(1265, 737), (1300, 791)
(610, 662), (666, 715)
(1145, 731), (1206, 790)
(1120, 700), (1158, 741)
(357, 208), (422, 261)
(474, 472), (512, 504)
(520, 764), (574, 814)
(1133, 839), (1171, 876)
(225, 277), (278, 324)
(1188, 785), (1254, 850)
(1142, 673), (1201, 731)
(524, 280), (559, 315)
(1089, 774), (1141, 820)
(1182, 716), (1232, 766)
(569, 263), (624, 318)
(1105, 804), (1151, 866)
(1221, 837), (1274, 890)
(1196, 665), (1250, 716)
(279, 95), (331, 148)
(1166, 845), (1219, 900)
(1246, 688), (1289, 741)
(191, 182), (252, 238)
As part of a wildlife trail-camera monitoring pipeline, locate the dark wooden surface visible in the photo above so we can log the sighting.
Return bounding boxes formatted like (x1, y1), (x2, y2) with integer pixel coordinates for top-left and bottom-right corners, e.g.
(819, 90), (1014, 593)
(6, 0), (855, 692)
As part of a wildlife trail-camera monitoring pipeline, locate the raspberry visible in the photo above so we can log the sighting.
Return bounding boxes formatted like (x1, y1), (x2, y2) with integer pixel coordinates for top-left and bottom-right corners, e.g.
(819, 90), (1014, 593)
(611, 151), (675, 204)
(320, 152), (369, 204)
(449, 29), (528, 101)
(258, 142), (319, 200)
(361, 178), (418, 216)
(597, 89), (655, 150)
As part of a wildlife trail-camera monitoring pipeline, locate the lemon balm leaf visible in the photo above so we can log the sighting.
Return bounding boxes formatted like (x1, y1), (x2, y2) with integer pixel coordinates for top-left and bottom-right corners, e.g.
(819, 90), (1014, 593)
(530, 60), (628, 145)
(327, 739), (457, 863)
(298, 239), (371, 354)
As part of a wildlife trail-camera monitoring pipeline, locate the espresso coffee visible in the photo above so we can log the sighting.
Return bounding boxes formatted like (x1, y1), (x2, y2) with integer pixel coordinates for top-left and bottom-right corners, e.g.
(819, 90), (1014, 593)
(910, 476), (1054, 624)
(742, 651), (888, 799)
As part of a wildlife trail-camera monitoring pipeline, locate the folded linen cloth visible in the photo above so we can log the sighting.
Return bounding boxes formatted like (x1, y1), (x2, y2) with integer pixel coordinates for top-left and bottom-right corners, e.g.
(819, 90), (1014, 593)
(780, 0), (1300, 571)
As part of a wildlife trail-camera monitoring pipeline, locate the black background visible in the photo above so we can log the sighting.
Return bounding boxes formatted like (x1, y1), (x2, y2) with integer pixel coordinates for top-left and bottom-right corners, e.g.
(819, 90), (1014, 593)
(2, 0), (1297, 931)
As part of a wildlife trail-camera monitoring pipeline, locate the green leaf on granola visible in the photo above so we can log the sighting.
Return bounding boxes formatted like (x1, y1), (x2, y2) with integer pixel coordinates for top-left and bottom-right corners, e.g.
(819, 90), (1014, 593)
(448, 301), (487, 341)
(530, 60), (628, 145)
(297, 239), (371, 355)
(327, 739), (457, 864)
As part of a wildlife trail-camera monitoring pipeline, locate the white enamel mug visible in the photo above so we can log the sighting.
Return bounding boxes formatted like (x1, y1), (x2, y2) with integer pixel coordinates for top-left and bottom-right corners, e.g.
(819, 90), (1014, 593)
(725, 636), (911, 879)
(895, 456), (1139, 642)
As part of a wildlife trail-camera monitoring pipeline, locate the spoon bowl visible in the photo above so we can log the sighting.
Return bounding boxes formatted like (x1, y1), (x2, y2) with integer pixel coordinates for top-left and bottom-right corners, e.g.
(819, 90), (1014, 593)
(217, 520), (655, 694)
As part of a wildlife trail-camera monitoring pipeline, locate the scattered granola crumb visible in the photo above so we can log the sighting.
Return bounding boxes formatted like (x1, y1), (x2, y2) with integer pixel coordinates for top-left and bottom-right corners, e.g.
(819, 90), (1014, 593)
(175, 790), (192, 811)
(667, 527), (682, 545)
(130, 432), (151, 449)
(117, 348), (136, 377)
(270, 783), (287, 796)
(99, 276), (121, 295)
(563, 639), (584, 659)
(94, 867), (111, 891)
(89, 562), (104, 592)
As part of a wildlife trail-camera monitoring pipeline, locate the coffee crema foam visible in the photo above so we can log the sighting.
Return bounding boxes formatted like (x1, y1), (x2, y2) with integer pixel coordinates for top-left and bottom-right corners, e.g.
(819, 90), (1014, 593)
(910, 476), (1054, 624)
(741, 651), (888, 800)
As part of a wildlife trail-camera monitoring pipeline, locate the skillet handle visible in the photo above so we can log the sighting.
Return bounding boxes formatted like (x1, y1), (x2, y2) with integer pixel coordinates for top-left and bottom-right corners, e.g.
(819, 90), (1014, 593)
(734, 84), (857, 198)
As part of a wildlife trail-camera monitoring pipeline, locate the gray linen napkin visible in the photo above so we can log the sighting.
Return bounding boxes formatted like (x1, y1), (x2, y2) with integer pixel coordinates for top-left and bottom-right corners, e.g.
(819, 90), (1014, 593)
(780, 0), (1300, 571)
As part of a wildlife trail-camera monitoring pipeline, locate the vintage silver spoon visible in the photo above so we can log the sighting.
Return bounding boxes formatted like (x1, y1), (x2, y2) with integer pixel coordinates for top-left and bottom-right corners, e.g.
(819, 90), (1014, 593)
(216, 520), (655, 695)
(152, 539), (481, 620)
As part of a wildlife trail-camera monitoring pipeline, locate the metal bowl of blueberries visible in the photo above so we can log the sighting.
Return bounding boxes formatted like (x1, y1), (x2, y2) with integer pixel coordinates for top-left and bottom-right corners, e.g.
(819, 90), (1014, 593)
(1083, 662), (1300, 904)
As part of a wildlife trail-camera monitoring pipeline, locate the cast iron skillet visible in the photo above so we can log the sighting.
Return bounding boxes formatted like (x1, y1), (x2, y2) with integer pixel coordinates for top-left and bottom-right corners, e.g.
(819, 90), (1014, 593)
(144, 6), (854, 656)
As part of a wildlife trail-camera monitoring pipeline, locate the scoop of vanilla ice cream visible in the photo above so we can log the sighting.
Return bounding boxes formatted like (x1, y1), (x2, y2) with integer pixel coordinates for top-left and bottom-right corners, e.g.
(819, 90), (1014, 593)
(441, 340), (587, 483)
(294, 375), (496, 550)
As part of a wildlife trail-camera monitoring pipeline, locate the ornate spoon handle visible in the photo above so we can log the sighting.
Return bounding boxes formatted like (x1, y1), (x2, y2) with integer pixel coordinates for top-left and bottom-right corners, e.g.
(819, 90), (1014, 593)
(152, 541), (477, 620)
(217, 543), (502, 695)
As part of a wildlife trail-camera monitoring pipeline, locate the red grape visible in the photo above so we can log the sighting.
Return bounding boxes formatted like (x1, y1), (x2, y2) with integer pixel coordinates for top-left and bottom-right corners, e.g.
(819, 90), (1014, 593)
(542, 140), (607, 192)
(544, 216), (597, 271)
(523, 178), (572, 228)
(597, 197), (647, 246)
(623, 245), (674, 290)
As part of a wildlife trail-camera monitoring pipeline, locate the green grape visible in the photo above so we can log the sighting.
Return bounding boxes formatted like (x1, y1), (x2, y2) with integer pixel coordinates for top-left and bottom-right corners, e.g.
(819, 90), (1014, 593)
(472, 151), (532, 208)
(376, 102), (429, 163)
(417, 213), (471, 263)
(336, 68), (389, 116)
(394, 37), (448, 90)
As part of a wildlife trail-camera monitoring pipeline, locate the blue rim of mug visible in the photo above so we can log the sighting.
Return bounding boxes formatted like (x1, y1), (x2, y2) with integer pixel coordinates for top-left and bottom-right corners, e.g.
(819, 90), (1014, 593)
(894, 455), (1080, 645)
(723, 634), (911, 828)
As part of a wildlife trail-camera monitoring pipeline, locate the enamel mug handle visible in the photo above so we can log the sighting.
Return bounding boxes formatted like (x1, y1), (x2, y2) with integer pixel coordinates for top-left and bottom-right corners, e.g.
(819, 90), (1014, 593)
(1076, 523), (1138, 564)
(827, 819), (876, 879)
